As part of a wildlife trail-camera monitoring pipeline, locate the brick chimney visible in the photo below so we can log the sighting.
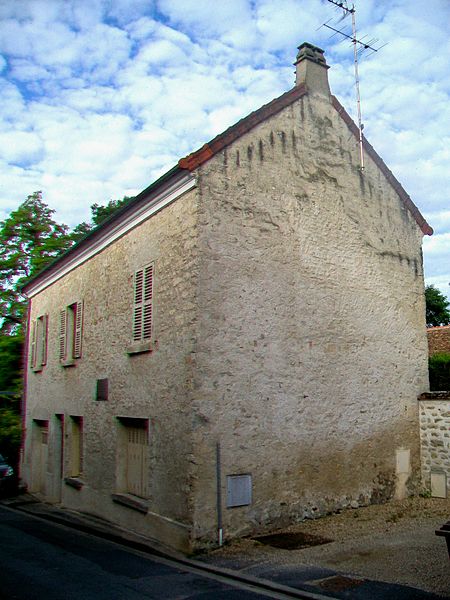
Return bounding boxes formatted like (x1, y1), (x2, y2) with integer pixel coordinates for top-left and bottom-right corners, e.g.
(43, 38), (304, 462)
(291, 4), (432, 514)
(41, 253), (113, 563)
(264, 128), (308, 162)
(294, 42), (330, 97)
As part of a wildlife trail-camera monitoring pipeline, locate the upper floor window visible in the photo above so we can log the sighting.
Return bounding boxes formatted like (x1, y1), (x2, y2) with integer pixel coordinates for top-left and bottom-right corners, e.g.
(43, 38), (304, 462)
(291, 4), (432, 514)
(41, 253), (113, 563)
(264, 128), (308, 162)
(133, 264), (153, 343)
(59, 301), (83, 366)
(30, 314), (48, 371)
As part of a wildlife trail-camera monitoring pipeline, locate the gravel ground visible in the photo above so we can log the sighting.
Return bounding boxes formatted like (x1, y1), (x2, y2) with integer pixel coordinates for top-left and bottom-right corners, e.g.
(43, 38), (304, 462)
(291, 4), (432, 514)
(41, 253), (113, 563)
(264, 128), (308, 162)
(206, 497), (450, 598)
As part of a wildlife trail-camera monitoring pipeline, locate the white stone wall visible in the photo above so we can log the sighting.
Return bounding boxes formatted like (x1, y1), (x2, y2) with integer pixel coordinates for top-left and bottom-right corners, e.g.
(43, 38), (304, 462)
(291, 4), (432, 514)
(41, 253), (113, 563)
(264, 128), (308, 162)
(22, 86), (430, 553)
(23, 188), (199, 551)
(419, 395), (450, 496)
(190, 91), (429, 547)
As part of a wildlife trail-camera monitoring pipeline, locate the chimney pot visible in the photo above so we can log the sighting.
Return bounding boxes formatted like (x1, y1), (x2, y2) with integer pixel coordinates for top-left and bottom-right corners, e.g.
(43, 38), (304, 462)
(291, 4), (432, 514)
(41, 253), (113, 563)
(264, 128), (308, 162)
(294, 42), (330, 97)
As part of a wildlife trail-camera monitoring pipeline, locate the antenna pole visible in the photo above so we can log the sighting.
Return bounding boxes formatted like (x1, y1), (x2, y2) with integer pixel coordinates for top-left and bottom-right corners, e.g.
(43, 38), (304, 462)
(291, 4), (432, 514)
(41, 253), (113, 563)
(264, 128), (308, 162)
(351, 7), (365, 170)
(325, 0), (377, 171)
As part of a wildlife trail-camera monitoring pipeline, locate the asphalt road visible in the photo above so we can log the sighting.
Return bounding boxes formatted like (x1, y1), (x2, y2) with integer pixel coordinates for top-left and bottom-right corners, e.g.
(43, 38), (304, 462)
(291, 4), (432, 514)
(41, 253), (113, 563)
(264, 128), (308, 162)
(0, 500), (446, 600)
(0, 505), (299, 600)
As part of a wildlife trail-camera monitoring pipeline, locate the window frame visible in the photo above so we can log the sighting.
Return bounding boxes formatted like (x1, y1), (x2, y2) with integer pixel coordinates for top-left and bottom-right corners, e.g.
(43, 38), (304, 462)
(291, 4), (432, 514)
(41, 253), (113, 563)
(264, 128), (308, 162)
(69, 415), (83, 479)
(115, 417), (150, 501)
(127, 264), (154, 355)
(30, 314), (48, 372)
(59, 301), (83, 366)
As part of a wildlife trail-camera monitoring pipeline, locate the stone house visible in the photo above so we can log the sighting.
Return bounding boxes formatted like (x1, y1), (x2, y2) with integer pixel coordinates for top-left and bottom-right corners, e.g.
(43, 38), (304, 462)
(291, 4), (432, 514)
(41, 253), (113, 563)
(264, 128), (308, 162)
(21, 43), (432, 552)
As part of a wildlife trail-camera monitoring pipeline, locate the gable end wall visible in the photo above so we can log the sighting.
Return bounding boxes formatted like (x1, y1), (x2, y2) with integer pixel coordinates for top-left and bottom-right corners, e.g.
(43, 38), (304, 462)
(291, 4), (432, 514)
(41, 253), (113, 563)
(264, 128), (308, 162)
(190, 91), (429, 546)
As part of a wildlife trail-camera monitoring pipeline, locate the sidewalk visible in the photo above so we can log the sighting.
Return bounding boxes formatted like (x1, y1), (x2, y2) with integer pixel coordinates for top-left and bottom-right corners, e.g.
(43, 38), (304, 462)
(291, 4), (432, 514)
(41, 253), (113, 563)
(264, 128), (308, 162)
(202, 496), (450, 599)
(2, 493), (449, 599)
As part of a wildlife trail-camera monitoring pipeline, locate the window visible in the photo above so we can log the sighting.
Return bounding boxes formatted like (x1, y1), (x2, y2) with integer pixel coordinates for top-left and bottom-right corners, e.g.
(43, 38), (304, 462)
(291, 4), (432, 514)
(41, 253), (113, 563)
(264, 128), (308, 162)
(31, 419), (49, 493)
(133, 264), (153, 343)
(59, 301), (83, 365)
(30, 314), (48, 371)
(116, 418), (149, 499)
(69, 416), (83, 478)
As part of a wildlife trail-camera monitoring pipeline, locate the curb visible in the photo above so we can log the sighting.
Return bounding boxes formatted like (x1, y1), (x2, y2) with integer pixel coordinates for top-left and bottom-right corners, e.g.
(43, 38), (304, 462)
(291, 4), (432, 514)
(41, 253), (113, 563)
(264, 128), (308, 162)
(2, 494), (337, 600)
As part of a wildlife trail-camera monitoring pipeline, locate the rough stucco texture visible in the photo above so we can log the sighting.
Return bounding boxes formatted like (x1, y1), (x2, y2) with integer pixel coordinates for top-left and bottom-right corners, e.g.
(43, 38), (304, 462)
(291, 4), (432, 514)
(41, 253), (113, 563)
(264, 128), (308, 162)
(190, 92), (429, 547)
(23, 188), (199, 549)
(23, 89), (430, 553)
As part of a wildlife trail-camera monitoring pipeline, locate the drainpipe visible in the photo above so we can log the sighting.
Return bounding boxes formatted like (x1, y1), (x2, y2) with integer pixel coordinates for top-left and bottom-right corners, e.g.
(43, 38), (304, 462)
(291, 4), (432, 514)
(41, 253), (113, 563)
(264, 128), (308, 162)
(216, 442), (223, 546)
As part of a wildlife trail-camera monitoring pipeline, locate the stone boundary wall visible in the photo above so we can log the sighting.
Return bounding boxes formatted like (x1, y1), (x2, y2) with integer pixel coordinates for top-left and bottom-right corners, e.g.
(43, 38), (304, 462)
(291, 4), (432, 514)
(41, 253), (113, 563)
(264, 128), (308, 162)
(419, 392), (450, 497)
(427, 325), (450, 356)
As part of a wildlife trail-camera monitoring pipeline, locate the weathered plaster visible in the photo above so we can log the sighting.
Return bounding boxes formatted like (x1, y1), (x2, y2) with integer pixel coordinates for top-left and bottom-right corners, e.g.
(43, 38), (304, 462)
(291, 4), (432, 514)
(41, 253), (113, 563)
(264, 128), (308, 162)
(23, 188), (199, 549)
(190, 92), (428, 546)
(22, 86), (429, 553)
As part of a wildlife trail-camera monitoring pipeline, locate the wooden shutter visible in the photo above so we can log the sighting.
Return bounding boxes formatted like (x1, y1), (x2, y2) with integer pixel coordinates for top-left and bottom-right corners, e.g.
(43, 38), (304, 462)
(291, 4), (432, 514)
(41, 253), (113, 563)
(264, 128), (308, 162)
(133, 265), (153, 342)
(133, 269), (144, 341)
(74, 301), (83, 358)
(41, 314), (48, 366)
(126, 424), (149, 498)
(142, 265), (153, 340)
(59, 309), (67, 361)
(71, 417), (83, 477)
(30, 320), (37, 368)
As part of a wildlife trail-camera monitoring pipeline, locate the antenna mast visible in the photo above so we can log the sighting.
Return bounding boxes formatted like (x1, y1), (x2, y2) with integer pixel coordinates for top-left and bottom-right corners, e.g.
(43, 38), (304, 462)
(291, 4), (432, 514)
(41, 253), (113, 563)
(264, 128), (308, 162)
(324, 0), (383, 171)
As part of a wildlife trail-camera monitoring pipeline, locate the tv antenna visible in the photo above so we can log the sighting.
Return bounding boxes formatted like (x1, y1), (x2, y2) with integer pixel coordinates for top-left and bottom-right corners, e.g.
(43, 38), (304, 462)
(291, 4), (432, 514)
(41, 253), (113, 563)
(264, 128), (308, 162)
(322, 0), (386, 171)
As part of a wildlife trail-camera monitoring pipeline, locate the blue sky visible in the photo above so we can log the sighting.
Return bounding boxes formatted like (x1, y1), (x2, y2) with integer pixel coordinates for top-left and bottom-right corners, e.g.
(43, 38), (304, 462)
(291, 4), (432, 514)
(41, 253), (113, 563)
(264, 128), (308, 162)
(0, 0), (449, 298)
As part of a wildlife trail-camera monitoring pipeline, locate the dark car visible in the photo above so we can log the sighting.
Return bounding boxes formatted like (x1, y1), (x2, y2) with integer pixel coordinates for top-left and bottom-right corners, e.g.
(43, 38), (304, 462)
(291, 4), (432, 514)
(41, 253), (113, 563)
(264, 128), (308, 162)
(0, 453), (15, 495)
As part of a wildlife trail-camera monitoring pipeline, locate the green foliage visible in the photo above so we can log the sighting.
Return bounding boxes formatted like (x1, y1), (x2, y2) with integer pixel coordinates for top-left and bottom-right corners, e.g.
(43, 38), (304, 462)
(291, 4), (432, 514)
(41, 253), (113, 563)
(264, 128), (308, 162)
(72, 197), (132, 242)
(0, 334), (23, 394)
(0, 404), (21, 468)
(425, 285), (450, 327)
(0, 192), (132, 471)
(428, 352), (450, 391)
(0, 192), (73, 334)
(91, 197), (131, 226)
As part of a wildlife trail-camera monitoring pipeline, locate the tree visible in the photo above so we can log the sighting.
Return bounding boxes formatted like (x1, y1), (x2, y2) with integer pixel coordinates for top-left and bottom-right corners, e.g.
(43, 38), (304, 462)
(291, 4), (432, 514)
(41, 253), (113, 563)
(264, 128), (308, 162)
(0, 192), (73, 334)
(0, 192), (132, 334)
(425, 284), (450, 328)
(91, 197), (131, 226)
(0, 333), (22, 468)
(0, 333), (23, 393)
(429, 352), (450, 391)
(0, 192), (132, 472)
(71, 197), (132, 243)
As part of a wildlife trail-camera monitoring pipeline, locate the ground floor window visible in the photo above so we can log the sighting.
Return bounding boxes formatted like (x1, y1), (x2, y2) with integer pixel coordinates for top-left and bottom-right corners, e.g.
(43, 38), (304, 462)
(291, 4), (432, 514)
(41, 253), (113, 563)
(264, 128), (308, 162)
(116, 417), (149, 499)
(69, 416), (83, 478)
(31, 419), (49, 493)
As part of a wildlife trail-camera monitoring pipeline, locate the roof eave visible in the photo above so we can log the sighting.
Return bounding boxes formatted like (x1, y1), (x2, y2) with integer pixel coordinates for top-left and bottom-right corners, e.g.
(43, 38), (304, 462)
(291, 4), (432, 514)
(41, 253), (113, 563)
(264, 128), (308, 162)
(331, 96), (433, 237)
(22, 165), (189, 296)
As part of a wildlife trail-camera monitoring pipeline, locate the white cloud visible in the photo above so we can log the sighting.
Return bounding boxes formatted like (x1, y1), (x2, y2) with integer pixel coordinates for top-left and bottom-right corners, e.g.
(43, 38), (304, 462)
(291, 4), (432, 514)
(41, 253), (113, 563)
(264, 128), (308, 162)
(0, 0), (448, 299)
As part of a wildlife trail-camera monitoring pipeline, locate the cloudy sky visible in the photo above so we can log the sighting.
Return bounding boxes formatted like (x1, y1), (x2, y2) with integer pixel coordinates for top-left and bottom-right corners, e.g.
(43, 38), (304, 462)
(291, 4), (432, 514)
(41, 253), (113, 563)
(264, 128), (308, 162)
(0, 0), (449, 297)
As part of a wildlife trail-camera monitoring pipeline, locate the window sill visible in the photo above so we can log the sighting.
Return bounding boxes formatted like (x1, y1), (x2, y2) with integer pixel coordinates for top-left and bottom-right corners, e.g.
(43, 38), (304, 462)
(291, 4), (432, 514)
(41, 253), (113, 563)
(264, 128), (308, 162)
(61, 359), (77, 368)
(112, 493), (149, 514)
(31, 366), (44, 373)
(126, 341), (152, 356)
(64, 477), (84, 490)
